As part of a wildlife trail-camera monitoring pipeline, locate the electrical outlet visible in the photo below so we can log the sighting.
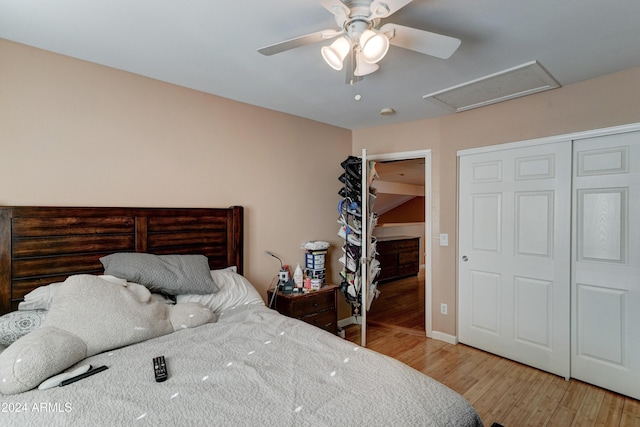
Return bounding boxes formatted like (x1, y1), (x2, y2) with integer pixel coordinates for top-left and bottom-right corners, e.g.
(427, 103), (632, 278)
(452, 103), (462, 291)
(440, 303), (448, 315)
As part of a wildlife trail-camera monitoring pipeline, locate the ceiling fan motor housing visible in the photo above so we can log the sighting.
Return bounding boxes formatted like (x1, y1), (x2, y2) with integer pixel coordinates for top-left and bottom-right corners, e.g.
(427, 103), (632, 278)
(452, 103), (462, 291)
(346, 19), (372, 41)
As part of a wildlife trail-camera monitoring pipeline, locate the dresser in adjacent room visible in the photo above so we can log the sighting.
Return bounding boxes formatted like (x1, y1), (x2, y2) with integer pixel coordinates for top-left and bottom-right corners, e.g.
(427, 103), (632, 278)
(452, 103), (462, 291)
(376, 236), (420, 283)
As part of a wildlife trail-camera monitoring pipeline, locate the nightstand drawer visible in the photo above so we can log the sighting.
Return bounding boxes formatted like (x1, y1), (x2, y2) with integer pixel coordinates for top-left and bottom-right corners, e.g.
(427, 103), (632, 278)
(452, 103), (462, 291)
(289, 291), (335, 317)
(300, 309), (337, 333)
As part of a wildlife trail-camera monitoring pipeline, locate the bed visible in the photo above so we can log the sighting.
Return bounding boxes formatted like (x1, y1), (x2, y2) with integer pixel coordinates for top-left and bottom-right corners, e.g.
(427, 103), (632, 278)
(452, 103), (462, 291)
(0, 206), (482, 426)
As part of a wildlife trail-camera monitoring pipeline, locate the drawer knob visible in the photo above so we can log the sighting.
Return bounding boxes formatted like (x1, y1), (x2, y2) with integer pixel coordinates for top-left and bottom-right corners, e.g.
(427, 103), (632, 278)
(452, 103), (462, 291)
(313, 302), (318, 307)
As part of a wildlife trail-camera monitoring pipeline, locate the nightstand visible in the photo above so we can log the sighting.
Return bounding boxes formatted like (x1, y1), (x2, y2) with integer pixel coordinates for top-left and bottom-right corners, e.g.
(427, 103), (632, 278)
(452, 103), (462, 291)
(267, 285), (338, 335)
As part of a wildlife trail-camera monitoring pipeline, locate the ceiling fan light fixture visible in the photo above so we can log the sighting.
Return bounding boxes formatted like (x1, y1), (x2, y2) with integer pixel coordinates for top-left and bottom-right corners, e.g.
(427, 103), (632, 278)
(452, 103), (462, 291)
(359, 30), (389, 64)
(321, 36), (351, 71)
(354, 52), (379, 76)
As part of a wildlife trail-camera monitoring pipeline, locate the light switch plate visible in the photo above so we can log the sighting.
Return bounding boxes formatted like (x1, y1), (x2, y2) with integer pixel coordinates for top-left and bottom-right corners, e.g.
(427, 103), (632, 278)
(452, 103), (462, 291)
(439, 233), (449, 246)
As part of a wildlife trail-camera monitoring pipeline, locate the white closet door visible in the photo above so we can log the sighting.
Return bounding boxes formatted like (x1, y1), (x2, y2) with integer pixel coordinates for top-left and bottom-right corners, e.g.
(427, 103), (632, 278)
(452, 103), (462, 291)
(458, 141), (572, 378)
(571, 131), (640, 399)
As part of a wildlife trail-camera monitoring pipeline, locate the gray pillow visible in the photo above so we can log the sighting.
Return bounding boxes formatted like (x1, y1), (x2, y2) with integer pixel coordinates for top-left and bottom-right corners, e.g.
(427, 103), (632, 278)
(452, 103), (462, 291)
(0, 310), (47, 346)
(100, 253), (219, 295)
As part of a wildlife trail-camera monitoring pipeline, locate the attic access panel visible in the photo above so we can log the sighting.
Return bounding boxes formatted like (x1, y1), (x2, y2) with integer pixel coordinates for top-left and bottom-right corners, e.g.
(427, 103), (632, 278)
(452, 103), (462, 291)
(423, 61), (560, 112)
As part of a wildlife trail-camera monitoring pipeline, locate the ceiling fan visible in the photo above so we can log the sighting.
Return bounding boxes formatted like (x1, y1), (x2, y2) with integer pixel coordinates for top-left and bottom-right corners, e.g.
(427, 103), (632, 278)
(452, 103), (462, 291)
(258, 0), (461, 83)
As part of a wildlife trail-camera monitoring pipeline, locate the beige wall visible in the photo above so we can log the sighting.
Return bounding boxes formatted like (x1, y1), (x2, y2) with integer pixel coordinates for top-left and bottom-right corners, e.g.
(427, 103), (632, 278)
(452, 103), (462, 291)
(354, 66), (640, 336)
(3, 37), (640, 336)
(0, 39), (353, 315)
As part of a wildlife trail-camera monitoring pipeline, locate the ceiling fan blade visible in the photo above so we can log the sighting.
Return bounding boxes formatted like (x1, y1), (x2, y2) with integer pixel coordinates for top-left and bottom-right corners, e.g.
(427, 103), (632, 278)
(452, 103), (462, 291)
(258, 29), (343, 56)
(380, 23), (461, 59)
(317, 0), (350, 17)
(370, 0), (413, 18)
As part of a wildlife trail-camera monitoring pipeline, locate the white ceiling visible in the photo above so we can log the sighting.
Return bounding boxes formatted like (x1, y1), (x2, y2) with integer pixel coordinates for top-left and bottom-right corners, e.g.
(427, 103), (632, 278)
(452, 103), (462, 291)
(376, 158), (425, 186)
(1, 0), (639, 130)
(373, 158), (425, 214)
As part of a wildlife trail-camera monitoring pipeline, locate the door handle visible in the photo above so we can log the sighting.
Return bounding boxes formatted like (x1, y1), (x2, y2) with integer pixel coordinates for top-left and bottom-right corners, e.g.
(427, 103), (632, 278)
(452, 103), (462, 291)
(462, 255), (468, 262)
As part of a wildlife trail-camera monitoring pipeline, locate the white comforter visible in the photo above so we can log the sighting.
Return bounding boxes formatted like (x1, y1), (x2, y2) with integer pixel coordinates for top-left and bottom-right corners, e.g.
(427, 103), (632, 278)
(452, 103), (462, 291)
(1, 305), (482, 426)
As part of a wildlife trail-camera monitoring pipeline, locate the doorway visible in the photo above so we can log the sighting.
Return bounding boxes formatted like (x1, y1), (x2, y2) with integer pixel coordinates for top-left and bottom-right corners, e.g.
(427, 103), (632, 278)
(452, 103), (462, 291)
(366, 150), (432, 338)
(367, 158), (426, 334)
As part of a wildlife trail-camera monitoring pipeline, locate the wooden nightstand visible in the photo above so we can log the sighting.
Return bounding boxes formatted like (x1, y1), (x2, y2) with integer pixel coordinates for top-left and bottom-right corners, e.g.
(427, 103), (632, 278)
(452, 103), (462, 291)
(267, 285), (338, 335)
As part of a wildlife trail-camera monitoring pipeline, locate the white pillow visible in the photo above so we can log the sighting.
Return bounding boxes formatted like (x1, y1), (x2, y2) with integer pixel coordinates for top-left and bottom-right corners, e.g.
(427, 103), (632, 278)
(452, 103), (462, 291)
(18, 282), (62, 311)
(18, 275), (127, 311)
(177, 268), (264, 312)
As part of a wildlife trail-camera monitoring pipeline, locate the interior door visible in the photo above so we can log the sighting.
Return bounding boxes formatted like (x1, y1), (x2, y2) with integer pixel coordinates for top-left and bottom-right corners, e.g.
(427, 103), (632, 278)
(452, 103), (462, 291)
(458, 141), (572, 378)
(571, 131), (640, 399)
(360, 149), (369, 347)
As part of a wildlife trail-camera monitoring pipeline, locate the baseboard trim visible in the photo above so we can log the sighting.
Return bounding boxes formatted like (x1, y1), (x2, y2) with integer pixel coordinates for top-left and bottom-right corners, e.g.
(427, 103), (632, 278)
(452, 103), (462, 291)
(431, 331), (458, 345)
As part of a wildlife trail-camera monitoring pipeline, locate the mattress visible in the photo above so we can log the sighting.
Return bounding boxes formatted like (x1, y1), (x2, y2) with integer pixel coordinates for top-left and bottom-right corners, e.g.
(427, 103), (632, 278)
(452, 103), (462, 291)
(1, 304), (482, 426)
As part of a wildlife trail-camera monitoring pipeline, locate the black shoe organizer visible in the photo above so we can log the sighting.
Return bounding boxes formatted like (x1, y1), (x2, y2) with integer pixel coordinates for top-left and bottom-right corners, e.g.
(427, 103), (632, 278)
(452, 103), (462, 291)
(337, 156), (380, 317)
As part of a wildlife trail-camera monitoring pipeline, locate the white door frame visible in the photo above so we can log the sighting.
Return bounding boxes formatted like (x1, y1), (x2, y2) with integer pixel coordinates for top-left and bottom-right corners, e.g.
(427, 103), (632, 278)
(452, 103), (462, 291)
(367, 149), (433, 337)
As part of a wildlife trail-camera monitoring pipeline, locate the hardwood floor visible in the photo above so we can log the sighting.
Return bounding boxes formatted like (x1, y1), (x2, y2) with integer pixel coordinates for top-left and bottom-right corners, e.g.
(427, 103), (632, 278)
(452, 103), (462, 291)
(344, 274), (640, 427)
(366, 272), (425, 333)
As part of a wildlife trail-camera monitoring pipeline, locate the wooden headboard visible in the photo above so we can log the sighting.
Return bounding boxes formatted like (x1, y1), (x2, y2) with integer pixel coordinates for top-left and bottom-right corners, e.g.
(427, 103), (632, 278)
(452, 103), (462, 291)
(0, 206), (243, 314)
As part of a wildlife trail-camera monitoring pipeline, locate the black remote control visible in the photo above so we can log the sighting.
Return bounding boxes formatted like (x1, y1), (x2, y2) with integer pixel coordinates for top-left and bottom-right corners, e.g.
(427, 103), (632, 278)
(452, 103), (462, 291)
(153, 356), (168, 382)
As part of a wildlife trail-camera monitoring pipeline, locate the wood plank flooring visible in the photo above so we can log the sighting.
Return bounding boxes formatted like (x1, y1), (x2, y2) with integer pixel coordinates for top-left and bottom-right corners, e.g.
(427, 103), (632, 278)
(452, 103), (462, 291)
(343, 273), (640, 426)
(366, 273), (425, 333)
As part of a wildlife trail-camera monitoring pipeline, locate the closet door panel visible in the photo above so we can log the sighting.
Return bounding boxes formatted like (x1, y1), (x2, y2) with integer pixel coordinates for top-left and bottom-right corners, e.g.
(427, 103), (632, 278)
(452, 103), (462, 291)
(572, 131), (640, 400)
(514, 276), (553, 349)
(469, 270), (501, 334)
(459, 141), (572, 378)
(578, 188), (626, 262)
(516, 191), (553, 257)
(576, 284), (626, 365)
(471, 193), (501, 252)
